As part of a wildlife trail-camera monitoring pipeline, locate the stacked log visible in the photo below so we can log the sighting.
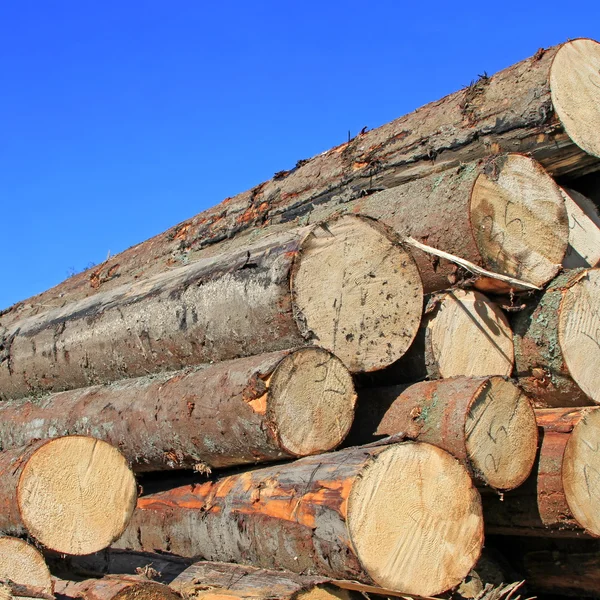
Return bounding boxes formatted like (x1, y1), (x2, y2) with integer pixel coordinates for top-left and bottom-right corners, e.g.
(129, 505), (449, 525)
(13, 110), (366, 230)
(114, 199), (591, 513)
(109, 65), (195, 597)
(1, 38), (600, 598)
(0, 537), (53, 598)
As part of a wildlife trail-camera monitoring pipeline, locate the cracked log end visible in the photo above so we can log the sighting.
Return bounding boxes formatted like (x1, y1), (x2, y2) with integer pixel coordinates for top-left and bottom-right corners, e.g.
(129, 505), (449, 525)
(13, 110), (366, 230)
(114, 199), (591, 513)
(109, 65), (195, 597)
(563, 408), (600, 536)
(465, 377), (538, 491)
(559, 269), (600, 403)
(551, 38), (600, 160)
(17, 436), (137, 555)
(0, 536), (53, 595)
(292, 215), (424, 373)
(470, 154), (568, 288)
(428, 290), (514, 378)
(347, 442), (483, 597)
(268, 348), (356, 456)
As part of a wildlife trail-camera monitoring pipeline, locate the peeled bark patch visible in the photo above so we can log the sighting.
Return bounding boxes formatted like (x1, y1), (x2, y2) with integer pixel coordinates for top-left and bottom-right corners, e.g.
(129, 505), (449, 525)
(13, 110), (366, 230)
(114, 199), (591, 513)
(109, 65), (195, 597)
(551, 39), (600, 159)
(0, 537), (53, 595)
(0, 437), (137, 555)
(351, 377), (537, 491)
(292, 216), (423, 372)
(470, 154), (568, 287)
(426, 290), (514, 379)
(563, 408), (600, 536)
(115, 443), (483, 597)
(0, 348), (355, 471)
(513, 268), (600, 406)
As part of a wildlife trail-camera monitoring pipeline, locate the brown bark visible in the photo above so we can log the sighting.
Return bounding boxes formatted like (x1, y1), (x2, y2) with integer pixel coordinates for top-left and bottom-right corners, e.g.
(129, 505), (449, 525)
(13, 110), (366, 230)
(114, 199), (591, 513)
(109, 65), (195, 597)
(483, 407), (600, 537)
(4, 40), (599, 332)
(53, 576), (181, 600)
(512, 268), (600, 407)
(170, 562), (352, 600)
(0, 216), (422, 400)
(347, 376), (538, 491)
(0, 437), (137, 555)
(0, 348), (355, 471)
(113, 443), (484, 597)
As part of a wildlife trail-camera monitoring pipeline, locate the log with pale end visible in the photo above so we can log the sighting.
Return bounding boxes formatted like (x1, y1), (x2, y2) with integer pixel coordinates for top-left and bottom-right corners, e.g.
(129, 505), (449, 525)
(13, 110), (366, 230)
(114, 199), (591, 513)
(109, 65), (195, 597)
(54, 575), (181, 600)
(114, 442), (483, 597)
(0, 215), (423, 400)
(349, 376), (538, 491)
(0, 437), (137, 555)
(0, 348), (356, 471)
(390, 290), (514, 382)
(561, 187), (600, 268)
(0, 537), (53, 598)
(513, 268), (600, 406)
(170, 562), (353, 600)
(484, 407), (600, 537)
(3, 40), (600, 332)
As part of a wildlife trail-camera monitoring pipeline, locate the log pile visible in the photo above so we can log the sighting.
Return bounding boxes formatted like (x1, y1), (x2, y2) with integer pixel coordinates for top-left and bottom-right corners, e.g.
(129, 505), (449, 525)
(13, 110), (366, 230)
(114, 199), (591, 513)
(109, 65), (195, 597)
(1, 37), (600, 599)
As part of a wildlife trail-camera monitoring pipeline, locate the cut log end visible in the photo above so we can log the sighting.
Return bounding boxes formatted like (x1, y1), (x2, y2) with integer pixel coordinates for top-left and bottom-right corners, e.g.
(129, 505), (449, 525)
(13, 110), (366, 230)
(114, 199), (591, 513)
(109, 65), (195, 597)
(292, 215), (424, 373)
(559, 269), (600, 404)
(0, 537), (53, 594)
(17, 436), (137, 555)
(470, 154), (568, 287)
(561, 187), (600, 269)
(551, 38), (600, 160)
(563, 408), (600, 536)
(347, 443), (483, 597)
(465, 377), (538, 490)
(428, 290), (514, 378)
(268, 348), (356, 456)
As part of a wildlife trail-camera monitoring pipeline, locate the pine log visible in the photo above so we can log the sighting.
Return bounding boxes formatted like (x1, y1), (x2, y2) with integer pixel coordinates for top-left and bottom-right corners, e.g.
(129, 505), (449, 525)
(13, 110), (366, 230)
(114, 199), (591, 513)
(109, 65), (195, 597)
(0, 348), (355, 471)
(561, 187), (600, 268)
(4, 39), (600, 331)
(170, 562), (352, 600)
(347, 376), (538, 491)
(0, 437), (136, 555)
(375, 290), (514, 384)
(484, 407), (600, 537)
(0, 216), (422, 401)
(0, 537), (53, 598)
(512, 268), (600, 406)
(113, 443), (484, 597)
(53, 576), (180, 600)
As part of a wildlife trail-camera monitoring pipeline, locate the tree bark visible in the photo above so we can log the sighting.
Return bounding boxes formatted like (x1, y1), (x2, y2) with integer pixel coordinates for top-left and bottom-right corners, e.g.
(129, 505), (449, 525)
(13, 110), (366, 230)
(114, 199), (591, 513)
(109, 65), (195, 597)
(53, 576), (181, 600)
(170, 562), (352, 600)
(0, 537), (53, 598)
(512, 268), (600, 407)
(483, 407), (600, 537)
(0, 348), (355, 471)
(0, 437), (137, 555)
(0, 216), (423, 400)
(113, 443), (484, 597)
(347, 376), (538, 491)
(4, 40), (600, 329)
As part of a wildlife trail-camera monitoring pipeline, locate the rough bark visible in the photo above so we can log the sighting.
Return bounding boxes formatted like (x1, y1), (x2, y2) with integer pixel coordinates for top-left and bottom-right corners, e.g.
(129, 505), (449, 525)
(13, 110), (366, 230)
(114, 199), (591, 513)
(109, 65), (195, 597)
(0, 537), (53, 598)
(347, 376), (538, 491)
(170, 562), (352, 600)
(0, 348), (355, 471)
(512, 268), (600, 407)
(0, 437), (136, 555)
(53, 576), (181, 600)
(4, 39), (600, 329)
(113, 443), (484, 597)
(483, 407), (600, 537)
(0, 216), (422, 400)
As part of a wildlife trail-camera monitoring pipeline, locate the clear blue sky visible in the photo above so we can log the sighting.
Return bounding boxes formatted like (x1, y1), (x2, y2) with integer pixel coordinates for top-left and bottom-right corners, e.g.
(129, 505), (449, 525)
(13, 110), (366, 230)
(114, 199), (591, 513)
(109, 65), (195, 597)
(1, 1), (599, 309)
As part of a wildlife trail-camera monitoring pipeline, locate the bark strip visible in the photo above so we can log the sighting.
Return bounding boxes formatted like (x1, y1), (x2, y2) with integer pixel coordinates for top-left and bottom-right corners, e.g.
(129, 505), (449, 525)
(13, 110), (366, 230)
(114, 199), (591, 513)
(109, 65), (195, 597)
(54, 576), (181, 600)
